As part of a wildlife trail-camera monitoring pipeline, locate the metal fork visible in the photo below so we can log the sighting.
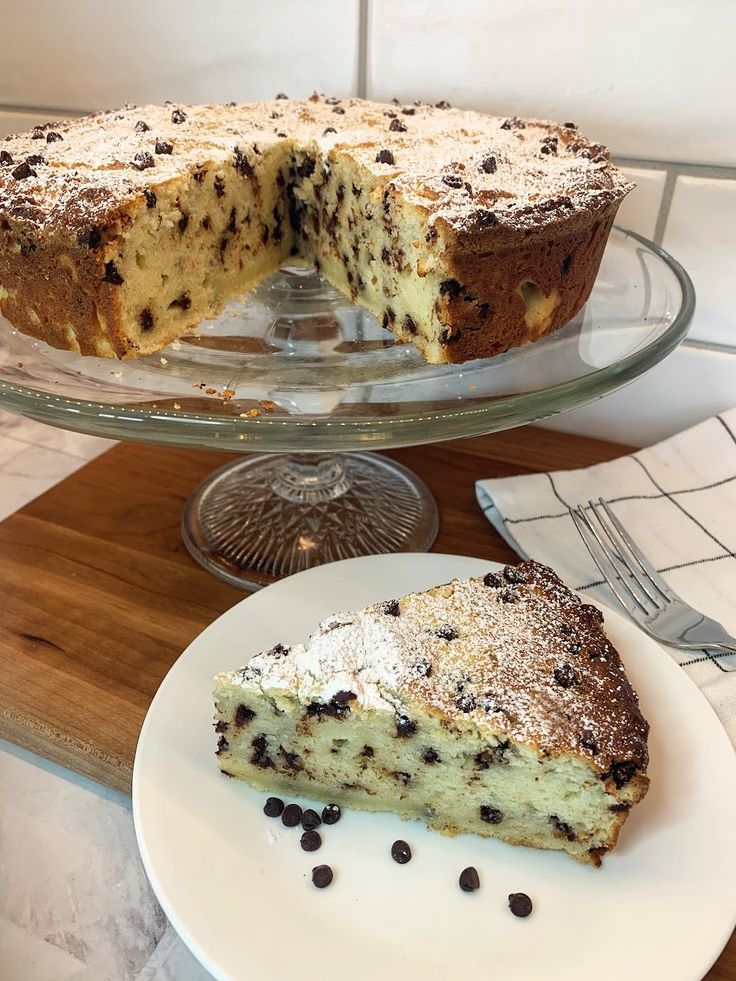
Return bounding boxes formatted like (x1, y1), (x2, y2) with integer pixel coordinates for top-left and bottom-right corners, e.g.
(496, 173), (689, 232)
(571, 499), (736, 670)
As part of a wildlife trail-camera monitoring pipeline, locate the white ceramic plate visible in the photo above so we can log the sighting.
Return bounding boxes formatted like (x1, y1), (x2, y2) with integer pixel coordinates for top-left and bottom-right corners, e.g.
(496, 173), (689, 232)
(133, 554), (736, 981)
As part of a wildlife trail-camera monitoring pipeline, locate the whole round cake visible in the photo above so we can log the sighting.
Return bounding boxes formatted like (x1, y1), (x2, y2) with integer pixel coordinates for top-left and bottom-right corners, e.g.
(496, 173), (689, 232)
(0, 95), (632, 364)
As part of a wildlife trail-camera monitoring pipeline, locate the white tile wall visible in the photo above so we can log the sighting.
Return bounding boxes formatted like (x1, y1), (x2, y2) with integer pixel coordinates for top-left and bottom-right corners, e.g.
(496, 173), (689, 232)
(662, 176), (736, 347)
(615, 168), (667, 240)
(368, 0), (736, 166)
(0, 0), (359, 110)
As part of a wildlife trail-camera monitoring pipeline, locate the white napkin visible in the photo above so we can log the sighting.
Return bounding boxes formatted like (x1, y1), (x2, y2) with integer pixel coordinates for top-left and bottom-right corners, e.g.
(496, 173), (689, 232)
(476, 408), (736, 746)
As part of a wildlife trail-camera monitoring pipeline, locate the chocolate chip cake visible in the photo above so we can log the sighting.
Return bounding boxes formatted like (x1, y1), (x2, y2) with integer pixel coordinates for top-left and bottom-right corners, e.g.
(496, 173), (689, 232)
(213, 561), (649, 865)
(0, 97), (631, 363)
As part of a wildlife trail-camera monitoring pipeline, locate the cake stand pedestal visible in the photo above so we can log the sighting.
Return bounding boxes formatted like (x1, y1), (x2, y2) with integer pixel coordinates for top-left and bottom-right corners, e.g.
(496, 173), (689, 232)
(0, 228), (693, 590)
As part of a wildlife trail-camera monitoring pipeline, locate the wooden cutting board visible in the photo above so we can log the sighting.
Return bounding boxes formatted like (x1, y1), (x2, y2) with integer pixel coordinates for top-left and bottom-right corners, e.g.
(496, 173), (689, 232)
(1, 428), (734, 977)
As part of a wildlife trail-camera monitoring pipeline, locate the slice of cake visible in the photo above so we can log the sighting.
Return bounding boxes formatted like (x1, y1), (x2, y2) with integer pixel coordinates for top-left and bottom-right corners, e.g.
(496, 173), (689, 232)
(0, 97), (632, 364)
(213, 561), (649, 865)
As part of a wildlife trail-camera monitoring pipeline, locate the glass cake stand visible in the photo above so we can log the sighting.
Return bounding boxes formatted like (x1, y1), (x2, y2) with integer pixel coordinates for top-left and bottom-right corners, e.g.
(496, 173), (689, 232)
(0, 228), (694, 589)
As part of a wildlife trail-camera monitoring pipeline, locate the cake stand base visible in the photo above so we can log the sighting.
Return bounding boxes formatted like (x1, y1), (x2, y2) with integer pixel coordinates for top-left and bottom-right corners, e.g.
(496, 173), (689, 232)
(181, 452), (439, 590)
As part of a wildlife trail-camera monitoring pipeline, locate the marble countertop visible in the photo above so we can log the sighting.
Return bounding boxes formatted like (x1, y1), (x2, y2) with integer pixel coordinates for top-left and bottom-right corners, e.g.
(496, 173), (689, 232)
(0, 411), (210, 979)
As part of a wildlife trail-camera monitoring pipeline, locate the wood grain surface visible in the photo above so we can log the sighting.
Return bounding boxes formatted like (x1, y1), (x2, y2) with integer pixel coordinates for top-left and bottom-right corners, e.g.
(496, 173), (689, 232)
(0, 428), (732, 977)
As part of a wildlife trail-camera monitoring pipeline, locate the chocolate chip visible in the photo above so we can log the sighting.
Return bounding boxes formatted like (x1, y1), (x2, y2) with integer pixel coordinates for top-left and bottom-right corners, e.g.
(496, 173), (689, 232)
(216, 734), (229, 754)
(135, 120), (150, 133)
(564, 121), (577, 129)
(380, 599), (400, 616)
(170, 108), (187, 124)
(301, 808), (322, 831)
(264, 796), (284, 817)
(401, 106), (415, 115)
(11, 162), (36, 181)
(170, 293), (191, 310)
(455, 693), (477, 713)
(389, 118), (407, 132)
(325, 96), (340, 105)
(508, 892), (533, 917)
(496, 586), (518, 603)
(579, 730), (598, 754)
(361, 745), (374, 758)
(235, 704), (256, 726)
(311, 864), (333, 888)
(250, 734), (272, 769)
(322, 803), (341, 825)
(332, 690), (356, 707)
(103, 261), (124, 285)
(296, 156), (316, 178)
(77, 227), (101, 250)
(480, 154), (497, 174)
(31, 128), (45, 140)
(472, 209), (498, 228)
(459, 867), (480, 892)
(540, 144), (557, 156)
(132, 152), (154, 170)
(301, 830), (322, 852)
(214, 175), (225, 197)
(192, 168), (207, 183)
(144, 188), (157, 208)
(500, 116), (526, 130)
(281, 803), (302, 827)
(553, 663), (578, 688)
(480, 805), (503, 824)
(606, 761), (637, 789)
(392, 771), (411, 786)
(404, 314), (417, 335)
(435, 100), (451, 109)
(332, 106), (345, 114)
(375, 149), (395, 165)
(422, 747), (440, 764)
(214, 720), (228, 733)
(396, 715), (417, 738)
(140, 308), (154, 332)
(483, 572), (503, 588)
(323, 127), (337, 135)
(435, 624), (458, 641)
(580, 603), (604, 624)
(233, 146), (254, 177)
(46, 131), (63, 143)
(391, 840), (411, 864)
(442, 173), (464, 189)
(503, 565), (528, 584)
(609, 802), (631, 813)
(25, 154), (45, 166)
(0, 150), (13, 166)
(550, 815), (576, 841)
(275, 92), (289, 100)
(178, 212), (189, 233)
(414, 659), (432, 677)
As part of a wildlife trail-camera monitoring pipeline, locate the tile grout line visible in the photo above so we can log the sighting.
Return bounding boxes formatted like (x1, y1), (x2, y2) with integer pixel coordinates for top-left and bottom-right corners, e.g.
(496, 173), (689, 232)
(652, 167), (679, 246)
(356, 0), (370, 99)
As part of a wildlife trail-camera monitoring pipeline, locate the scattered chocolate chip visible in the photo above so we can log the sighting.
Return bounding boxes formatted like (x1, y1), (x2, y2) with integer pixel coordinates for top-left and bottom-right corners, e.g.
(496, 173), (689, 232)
(332, 690), (356, 708)
(0, 150), (13, 166)
(296, 156), (316, 178)
(392, 771), (411, 786)
(46, 131), (63, 143)
(391, 840), (411, 864)
(496, 586), (518, 603)
(132, 152), (154, 170)
(25, 154), (45, 166)
(435, 624), (458, 641)
(264, 796), (284, 817)
(301, 830), (322, 852)
(170, 107), (187, 124)
(422, 747), (440, 764)
(178, 212), (189, 233)
(275, 92), (289, 100)
(77, 227), (101, 250)
(169, 293), (191, 310)
(192, 167), (207, 183)
(459, 867), (480, 892)
(401, 106), (415, 115)
(103, 260), (124, 284)
(380, 599), (400, 616)
(216, 734), (229, 754)
(609, 802), (631, 813)
(375, 149), (395, 165)
(435, 100), (451, 109)
(480, 154), (497, 174)
(396, 715), (417, 738)
(214, 720), (228, 734)
(332, 105), (345, 114)
(564, 121), (577, 129)
(135, 120), (150, 133)
(389, 118), (407, 132)
(11, 161), (36, 181)
(322, 803), (341, 825)
(472, 208), (498, 228)
(442, 173), (464, 189)
(455, 693), (477, 713)
(281, 803), (302, 827)
(567, 641), (582, 655)
(250, 734), (272, 769)
(325, 96), (340, 105)
(140, 308), (154, 332)
(233, 146), (254, 177)
(144, 188), (157, 208)
(579, 603), (604, 624)
(213, 175), (226, 198)
(311, 864), (333, 888)
(606, 760), (637, 789)
(151, 138), (172, 156)
(414, 659), (432, 677)
(323, 127), (337, 135)
(553, 663), (578, 688)
(31, 128), (45, 140)
(508, 892), (533, 917)
(478, 302), (491, 319)
(503, 565), (528, 584)
(361, 745), (374, 758)
(579, 730), (598, 754)
(235, 704), (256, 726)
(550, 815), (576, 841)
(500, 116), (526, 130)
(301, 808), (321, 831)
(540, 144), (557, 156)
(403, 314), (417, 335)
(483, 571), (503, 588)
(480, 805), (503, 824)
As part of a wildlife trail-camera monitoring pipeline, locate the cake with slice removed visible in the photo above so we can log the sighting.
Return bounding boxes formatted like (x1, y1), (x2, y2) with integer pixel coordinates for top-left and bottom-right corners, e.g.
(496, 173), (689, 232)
(213, 560), (649, 865)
